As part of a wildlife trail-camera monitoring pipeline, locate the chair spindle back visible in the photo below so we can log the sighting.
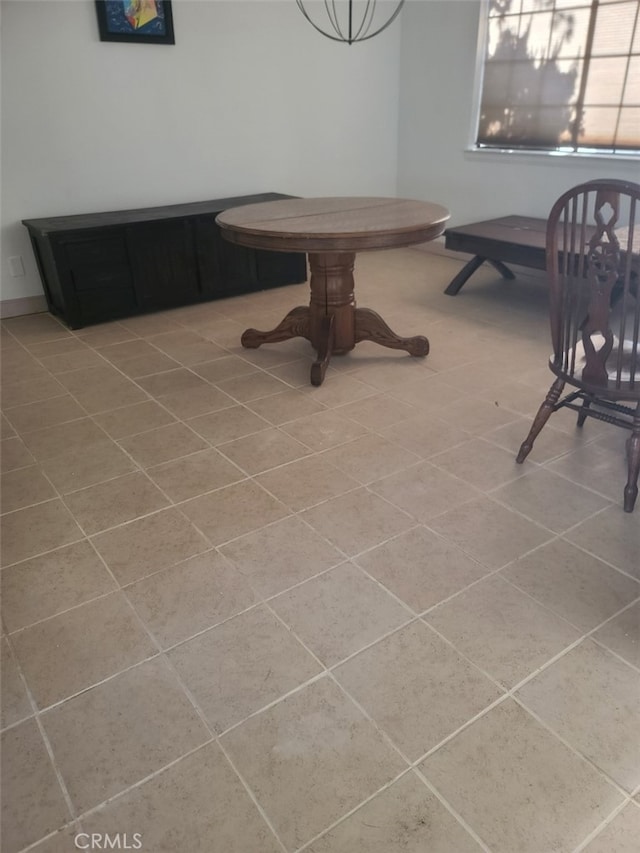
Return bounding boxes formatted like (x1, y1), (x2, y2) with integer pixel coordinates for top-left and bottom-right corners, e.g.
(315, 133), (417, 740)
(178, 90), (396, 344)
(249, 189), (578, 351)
(547, 179), (640, 395)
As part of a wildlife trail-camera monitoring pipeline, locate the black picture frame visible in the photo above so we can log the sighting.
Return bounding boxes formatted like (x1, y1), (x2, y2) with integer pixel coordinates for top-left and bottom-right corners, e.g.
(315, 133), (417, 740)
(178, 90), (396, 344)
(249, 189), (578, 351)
(95, 1), (175, 45)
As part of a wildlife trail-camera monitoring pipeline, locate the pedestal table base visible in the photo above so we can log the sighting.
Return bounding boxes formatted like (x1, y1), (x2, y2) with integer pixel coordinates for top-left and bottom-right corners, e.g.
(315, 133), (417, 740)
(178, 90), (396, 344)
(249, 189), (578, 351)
(240, 252), (429, 386)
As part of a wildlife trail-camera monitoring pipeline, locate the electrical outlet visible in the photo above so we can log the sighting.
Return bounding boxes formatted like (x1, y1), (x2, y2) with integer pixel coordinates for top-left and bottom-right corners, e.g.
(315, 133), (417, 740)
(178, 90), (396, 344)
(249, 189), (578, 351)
(8, 256), (25, 277)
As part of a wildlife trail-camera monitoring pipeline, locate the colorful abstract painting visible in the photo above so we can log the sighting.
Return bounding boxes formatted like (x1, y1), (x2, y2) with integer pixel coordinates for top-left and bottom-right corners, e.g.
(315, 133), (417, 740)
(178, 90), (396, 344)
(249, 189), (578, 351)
(95, 0), (175, 44)
(124, 1), (159, 30)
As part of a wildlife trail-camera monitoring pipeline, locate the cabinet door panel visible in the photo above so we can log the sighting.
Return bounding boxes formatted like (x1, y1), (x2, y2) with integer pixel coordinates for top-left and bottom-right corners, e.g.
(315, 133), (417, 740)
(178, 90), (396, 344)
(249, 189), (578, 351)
(194, 215), (256, 297)
(254, 248), (307, 287)
(76, 288), (139, 325)
(128, 220), (200, 309)
(70, 261), (133, 292)
(65, 235), (128, 268)
(61, 232), (135, 292)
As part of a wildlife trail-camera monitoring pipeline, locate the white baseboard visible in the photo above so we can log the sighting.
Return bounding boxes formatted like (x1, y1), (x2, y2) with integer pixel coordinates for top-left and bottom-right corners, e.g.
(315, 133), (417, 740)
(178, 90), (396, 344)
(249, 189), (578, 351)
(0, 296), (49, 319)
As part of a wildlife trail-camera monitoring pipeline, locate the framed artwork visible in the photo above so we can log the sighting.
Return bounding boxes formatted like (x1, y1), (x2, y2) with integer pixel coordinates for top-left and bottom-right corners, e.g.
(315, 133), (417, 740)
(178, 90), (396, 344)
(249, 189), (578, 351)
(95, 1), (175, 44)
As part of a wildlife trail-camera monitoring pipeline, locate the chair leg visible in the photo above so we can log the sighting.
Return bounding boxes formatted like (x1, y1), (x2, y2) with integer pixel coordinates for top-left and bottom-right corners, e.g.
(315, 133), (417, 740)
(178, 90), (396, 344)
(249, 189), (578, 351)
(577, 397), (592, 427)
(623, 406), (640, 512)
(517, 378), (565, 463)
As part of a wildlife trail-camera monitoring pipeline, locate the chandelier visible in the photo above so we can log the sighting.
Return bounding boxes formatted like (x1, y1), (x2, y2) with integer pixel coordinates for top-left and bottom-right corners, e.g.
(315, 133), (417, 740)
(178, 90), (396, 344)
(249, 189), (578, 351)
(296, 0), (406, 45)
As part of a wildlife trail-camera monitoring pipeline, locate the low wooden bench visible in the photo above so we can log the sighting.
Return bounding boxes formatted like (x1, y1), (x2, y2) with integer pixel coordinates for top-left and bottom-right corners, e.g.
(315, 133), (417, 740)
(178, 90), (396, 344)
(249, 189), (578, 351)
(443, 215), (547, 295)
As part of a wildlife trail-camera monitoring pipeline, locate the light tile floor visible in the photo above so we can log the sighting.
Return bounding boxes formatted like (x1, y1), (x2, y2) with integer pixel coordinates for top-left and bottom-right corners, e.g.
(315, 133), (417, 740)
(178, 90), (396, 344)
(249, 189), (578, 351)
(1, 248), (639, 853)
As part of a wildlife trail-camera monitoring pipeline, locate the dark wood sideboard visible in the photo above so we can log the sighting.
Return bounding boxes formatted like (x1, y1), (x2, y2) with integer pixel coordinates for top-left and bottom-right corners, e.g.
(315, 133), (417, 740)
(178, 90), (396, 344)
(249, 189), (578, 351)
(22, 193), (307, 329)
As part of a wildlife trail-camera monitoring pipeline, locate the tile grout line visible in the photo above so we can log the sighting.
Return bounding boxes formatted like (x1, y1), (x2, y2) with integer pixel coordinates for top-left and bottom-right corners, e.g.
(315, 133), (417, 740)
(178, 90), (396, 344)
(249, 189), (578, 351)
(324, 668), (498, 852)
(291, 767), (418, 853)
(379, 617), (639, 805)
(15, 820), (81, 853)
(498, 573), (640, 653)
(216, 739), (290, 853)
(412, 765), (494, 853)
(1, 628), (79, 824)
(510, 693), (636, 803)
(570, 798), (638, 853)
(62, 739), (217, 826)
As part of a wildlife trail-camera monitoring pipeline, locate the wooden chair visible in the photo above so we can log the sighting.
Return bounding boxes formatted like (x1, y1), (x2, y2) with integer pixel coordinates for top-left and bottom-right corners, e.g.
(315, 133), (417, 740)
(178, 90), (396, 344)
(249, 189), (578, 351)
(517, 179), (640, 511)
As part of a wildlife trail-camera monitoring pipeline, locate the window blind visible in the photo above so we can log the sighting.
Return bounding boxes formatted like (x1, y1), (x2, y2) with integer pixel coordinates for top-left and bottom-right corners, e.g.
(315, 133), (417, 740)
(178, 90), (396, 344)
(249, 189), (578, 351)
(476, 0), (640, 153)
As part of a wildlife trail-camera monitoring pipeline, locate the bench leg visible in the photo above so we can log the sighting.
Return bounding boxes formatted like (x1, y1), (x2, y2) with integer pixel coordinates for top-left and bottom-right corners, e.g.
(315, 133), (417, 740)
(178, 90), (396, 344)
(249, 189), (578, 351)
(488, 259), (516, 280)
(445, 255), (516, 295)
(444, 255), (486, 295)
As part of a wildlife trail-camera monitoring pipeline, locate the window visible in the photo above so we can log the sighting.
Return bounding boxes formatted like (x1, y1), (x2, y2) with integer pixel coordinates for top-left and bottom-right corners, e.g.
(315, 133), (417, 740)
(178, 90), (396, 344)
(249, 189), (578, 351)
(475, 0), (640, 154)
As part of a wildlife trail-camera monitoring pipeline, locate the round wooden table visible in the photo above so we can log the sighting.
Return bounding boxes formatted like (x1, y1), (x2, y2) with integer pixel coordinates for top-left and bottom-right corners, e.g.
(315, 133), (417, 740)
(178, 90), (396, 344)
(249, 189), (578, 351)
(216, 197), (450, 385)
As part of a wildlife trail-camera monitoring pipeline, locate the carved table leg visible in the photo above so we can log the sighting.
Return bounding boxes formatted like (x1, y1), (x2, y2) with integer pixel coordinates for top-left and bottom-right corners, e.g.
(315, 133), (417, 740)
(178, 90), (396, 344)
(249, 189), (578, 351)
(305, 252), (355, 385)
(354, 307), (429, 356)
(241, 305), (311, 348)
(310, 314), (335, 386)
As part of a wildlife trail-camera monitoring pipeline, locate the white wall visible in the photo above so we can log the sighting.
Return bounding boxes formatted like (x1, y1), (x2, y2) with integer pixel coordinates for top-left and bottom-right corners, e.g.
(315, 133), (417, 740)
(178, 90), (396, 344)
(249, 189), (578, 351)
(397, 0), (639, 227)
(0, 0), (401, 301)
